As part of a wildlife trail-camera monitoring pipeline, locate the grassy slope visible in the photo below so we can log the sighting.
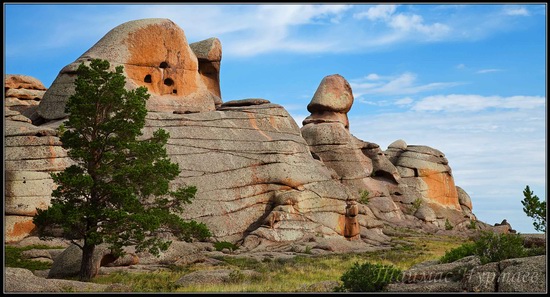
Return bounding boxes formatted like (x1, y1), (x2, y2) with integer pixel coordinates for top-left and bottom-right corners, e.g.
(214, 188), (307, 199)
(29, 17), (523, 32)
(91, 230), (467, 292)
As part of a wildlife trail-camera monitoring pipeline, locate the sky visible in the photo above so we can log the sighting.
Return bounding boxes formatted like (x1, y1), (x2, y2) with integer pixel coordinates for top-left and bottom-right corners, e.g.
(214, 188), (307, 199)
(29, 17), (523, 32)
(4, 3), (547, 233)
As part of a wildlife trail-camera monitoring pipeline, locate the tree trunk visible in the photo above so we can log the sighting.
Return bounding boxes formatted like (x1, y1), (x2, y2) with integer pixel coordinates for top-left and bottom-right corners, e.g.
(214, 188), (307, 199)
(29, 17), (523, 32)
(79, 242), (96, 282)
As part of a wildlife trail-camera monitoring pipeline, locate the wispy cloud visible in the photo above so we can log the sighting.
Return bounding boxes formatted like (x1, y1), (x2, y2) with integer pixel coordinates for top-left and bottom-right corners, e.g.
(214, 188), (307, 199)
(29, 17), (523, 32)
(6, 4), (542, 59)
(350, 72), (464, 98)
(477, 68), (503, 74)
(503, 6), (530, 16)
(411, 94), (545, 112)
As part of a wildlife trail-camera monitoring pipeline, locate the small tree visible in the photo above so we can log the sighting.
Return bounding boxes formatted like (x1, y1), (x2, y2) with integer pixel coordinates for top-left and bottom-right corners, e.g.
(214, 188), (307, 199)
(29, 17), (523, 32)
(33, 59), (210, 281)
(521, 185), (546, 233)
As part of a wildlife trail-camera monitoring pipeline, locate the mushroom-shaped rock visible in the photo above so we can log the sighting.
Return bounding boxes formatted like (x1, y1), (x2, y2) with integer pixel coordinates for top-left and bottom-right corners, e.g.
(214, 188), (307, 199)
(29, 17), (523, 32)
(307, 74), (353, 113)
(303, 74), (354, 129)
(38, 18), (220, 120)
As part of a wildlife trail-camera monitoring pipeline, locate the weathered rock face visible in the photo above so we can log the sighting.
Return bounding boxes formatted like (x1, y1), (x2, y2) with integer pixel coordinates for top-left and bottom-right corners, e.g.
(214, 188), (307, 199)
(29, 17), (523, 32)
(141, 100), (385, 249)
(4, 94), (72, 242)
(37, 18), (220, 120)
(5, 74), (46, 123)
(189, 37), (222, 107)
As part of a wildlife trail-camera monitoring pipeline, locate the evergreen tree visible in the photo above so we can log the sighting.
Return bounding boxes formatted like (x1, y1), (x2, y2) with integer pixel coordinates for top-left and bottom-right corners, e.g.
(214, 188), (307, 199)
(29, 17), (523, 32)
(521, 185), (546, 233)
(33, 59), (210, 281)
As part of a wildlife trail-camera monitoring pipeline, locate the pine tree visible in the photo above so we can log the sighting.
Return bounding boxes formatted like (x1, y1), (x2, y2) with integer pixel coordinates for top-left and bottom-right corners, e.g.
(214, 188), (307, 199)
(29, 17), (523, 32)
(33, 59), (210, 281)
(521, 185), (546, 233)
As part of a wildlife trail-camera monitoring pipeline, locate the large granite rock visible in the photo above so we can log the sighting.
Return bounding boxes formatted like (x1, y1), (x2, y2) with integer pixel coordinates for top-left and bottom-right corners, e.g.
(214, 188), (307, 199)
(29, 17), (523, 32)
(37, 18), (220, 120)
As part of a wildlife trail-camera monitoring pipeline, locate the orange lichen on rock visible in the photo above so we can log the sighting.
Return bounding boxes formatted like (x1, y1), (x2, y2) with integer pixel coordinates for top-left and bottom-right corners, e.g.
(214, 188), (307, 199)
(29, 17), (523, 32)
(6, 219), (36, 243)
(125, 23), (198, 98)
(419, 169), (461, 210)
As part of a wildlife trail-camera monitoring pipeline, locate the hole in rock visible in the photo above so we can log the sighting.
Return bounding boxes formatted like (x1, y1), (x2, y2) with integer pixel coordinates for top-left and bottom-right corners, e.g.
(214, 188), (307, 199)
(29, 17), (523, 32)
(159, 62), (169, 68)
(172, 89), (177, 94)
(144, 75), (152, 83)
(164, 78), (174, 86)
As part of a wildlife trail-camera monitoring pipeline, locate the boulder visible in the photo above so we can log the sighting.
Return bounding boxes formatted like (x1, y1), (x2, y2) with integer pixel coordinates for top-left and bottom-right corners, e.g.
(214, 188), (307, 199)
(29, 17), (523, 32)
(47, 243), (112, 279)
(38, 18), (219, 120)
(190, 37), (222, 103)
(498, 255), (546, 292)
(5, 267), (108, 292)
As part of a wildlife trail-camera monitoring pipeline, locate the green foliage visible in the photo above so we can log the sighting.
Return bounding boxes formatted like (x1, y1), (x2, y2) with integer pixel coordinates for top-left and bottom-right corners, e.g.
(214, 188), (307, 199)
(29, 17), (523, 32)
(474, 232), (526, 264)
(439, 242), (477, 263)
(412, 198), (422, 213)
(445, 219), (453, 230)
(214, 241), (238, 252)
(334, 262), (402, 292)
(5, 245), (61, 271)
(521, 185), (546, 233)
(304, 245), (312, 254)
(467, 220), (477, 230)
(440, 232), (527, 265)
(33, 59), (210, 281)
(359, 190), (370, 205)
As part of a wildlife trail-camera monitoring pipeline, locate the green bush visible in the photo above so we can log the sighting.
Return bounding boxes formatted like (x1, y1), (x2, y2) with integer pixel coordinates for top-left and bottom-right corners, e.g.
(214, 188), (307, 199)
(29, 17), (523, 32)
(445, 219), (454, 230)
(440, 232), (527, 265)
(334, 262), (402, 292)
(359, 190), (370, 205)
(5, 245), (58, 271)
(440, 242), (476, 263)
(474, 232), (526, 264)
(214, 241), (238, 252)
(412, 198), (422, 213)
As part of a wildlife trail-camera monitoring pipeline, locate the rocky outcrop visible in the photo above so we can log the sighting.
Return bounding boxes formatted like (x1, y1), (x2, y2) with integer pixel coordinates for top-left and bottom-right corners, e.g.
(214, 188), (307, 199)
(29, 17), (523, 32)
(4, 100), (72, 242)
(190, 37), (222, 107)
(37, 18), (220, 120)
(5, 18), (491, 248)
(385, 140), (472, 228)
(388, 255), (546, 292)
(140, 100), (385, 249)
(5, 74), (46, 123)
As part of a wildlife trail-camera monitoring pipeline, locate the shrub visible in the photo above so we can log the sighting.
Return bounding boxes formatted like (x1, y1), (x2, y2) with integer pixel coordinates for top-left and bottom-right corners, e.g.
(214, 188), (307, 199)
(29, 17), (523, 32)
(412, 198), (422, 213)
(334, 262), (402, 292)
(440, 242), (476, 263)
(440, 232), (527, 265)
(445, 219), (454, 230)
(214, 241), (238, 252)
(474, 232), (526, 264)
(359, 190), (370, 205)
(467, 220), (477, 230)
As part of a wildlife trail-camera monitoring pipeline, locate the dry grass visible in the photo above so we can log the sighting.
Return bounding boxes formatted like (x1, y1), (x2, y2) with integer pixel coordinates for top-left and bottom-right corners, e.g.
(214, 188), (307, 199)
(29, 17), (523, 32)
(93, 232), (467, 292)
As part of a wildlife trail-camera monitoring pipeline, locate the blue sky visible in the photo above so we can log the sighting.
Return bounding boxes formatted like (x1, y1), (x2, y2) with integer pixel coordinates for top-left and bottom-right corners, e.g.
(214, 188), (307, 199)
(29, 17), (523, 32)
(4, 4), (547, 233)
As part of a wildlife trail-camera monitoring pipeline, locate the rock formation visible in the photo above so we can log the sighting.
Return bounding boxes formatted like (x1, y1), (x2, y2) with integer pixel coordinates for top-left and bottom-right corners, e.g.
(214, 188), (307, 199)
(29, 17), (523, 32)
(5, 74), (46, 123)
(5, 18), (501, 247)
(37, 18), (220, 120)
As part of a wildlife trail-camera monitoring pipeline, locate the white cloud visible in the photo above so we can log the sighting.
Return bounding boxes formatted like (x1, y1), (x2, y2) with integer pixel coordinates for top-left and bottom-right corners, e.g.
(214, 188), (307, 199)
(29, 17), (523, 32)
(6, 4), (542, 59)
(353, 5), (397, 21)
(351, 72), (463, 98)
(395, 97), (414, 106)
(411, 94), (545, 112)
(456, 64), (466, 69)
(503, 6), (530, 16)
(477, 69), (503, 74)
